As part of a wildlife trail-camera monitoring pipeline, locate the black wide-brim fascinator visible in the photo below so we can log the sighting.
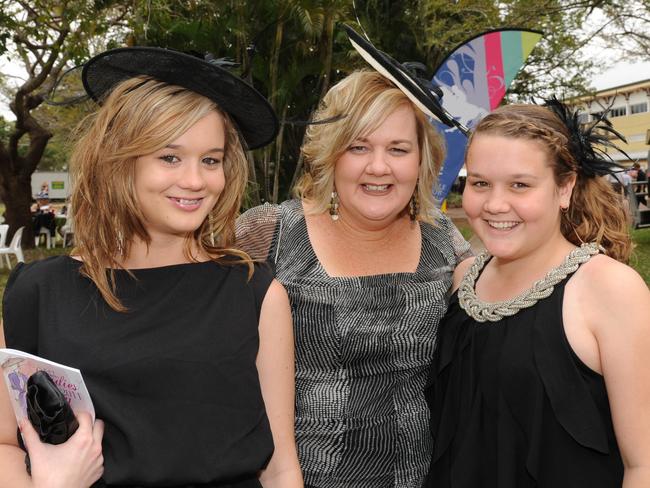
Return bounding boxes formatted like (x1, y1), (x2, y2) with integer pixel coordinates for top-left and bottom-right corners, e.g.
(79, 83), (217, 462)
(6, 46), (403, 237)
(82, 47), (279, 150)
(344, 24), (462, 132)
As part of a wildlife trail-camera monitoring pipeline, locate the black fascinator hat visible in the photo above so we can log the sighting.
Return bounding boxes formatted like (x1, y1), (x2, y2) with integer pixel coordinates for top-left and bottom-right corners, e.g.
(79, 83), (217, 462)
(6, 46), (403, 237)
(544, 96), (628, 178)
(82, 47), (279, 150)
(344, 25), (465, 133)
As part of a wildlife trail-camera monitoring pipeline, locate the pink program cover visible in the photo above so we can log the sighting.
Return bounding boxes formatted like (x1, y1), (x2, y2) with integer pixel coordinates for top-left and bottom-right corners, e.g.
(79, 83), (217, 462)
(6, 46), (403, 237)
(0, 348), (95, 422)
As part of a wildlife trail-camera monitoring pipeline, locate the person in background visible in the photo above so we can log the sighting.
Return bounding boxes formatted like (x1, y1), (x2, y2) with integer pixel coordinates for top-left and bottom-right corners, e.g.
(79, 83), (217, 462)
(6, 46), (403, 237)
(0, 47), (302, 488)
(237, 68), (471, 487)
(425, 101), (650, 488)
(34, 191), (52, 212)
(31, 191), (56, 241)
(631, 162), (647, 207)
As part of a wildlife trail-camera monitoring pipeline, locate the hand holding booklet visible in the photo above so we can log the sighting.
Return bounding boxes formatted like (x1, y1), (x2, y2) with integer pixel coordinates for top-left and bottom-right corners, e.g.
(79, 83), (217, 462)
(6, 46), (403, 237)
(1, 349), (104, 483)
(0, 348), (95, 423)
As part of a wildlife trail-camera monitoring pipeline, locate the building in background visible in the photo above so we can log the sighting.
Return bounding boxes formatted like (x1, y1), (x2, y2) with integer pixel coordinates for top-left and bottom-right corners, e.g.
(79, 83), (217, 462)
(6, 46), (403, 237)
(30, 171), (70, 200)
(570, 78), (650, 168)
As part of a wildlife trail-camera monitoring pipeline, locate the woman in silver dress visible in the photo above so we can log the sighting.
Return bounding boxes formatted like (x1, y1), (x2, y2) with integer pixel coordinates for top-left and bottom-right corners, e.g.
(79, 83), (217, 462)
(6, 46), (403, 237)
(236, 67), (471, 487)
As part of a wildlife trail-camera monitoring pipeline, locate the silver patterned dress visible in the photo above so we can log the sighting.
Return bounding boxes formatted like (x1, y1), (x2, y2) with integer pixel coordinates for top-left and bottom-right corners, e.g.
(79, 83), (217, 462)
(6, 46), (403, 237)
(236, 199), (471, 488)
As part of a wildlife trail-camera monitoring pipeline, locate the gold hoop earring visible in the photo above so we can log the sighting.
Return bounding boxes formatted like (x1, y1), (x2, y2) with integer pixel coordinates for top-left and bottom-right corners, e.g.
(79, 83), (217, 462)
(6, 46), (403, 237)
(329, 191), (339, 221)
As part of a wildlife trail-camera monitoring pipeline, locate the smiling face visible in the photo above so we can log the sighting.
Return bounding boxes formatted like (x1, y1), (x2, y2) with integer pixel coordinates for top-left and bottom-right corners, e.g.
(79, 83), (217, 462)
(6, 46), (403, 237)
(134, 111), (226, 243)
(463, 134), (574, 261)
(333, 104), (420, 228)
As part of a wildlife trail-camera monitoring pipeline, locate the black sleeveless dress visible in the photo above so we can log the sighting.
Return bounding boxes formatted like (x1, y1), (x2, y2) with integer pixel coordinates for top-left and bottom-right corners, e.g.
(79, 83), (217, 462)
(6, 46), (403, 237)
(3, 255), (274, 487)
(424, 251), (624, 487)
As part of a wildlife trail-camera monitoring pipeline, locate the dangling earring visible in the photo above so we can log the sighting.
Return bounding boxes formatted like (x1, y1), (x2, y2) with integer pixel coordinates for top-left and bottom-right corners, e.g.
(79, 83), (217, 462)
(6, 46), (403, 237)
(409, 183), (419, 221)
(329, 191), (339, 221)
(207, 213), (217, 245)
(116, 230), (125, 256)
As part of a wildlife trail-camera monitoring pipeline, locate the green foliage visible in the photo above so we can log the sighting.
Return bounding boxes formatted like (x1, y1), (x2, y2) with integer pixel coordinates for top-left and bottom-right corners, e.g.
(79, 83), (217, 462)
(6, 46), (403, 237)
(2, 0), (649, 208)
(118, 1), (517, 203)
(0, 0), (133, 247)
(0, 116), (11, 139)
(0, 3), (17, 55)
(35, 86), (96, 171)
(501, 0), (595, 100)
(446, 191), (464, 208)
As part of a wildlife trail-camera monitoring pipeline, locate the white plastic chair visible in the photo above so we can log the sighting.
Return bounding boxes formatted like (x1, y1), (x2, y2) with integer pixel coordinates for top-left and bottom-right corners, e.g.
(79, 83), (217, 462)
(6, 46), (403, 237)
(35, 226), (53, 249)
(0, 224), (8, 268)
(0, 224), (8, 247)
(0, 226), (25, 269)
(60, 217), (74, 248)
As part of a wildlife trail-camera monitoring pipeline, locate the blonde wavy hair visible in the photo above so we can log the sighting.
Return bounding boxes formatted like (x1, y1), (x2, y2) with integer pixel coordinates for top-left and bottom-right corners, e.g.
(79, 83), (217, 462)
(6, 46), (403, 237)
(70, 76), (252, 312)
(469, 104), (632, 263)
(294, 70), (445, 222)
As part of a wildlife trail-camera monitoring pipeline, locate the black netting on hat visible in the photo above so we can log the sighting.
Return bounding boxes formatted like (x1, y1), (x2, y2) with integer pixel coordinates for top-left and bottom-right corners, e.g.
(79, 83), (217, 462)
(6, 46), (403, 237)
(82, 47), (278, 149)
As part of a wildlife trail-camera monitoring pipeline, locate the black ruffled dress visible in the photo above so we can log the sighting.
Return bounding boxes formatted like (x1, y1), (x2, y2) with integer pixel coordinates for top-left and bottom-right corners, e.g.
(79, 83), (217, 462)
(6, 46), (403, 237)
(424, 249), (624, 487)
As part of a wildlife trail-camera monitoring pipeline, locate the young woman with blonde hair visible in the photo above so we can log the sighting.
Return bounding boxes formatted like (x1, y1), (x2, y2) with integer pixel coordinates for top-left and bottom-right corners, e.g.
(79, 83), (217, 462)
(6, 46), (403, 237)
(425, 102), (650, 488)
(0, 47), (302, 488)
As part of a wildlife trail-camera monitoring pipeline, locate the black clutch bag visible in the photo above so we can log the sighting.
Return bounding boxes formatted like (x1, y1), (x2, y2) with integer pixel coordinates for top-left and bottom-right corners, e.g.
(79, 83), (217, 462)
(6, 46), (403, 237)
(17, 370), (79, 475)
(26, 370), (79, 444)
(17, 371), (106, 487)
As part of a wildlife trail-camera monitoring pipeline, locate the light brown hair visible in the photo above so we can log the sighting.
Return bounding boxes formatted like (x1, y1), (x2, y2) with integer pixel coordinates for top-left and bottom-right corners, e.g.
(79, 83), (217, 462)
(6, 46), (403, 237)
(70, 76), (252, 311)
(469, 104), (632, 262)
(294, 70), (445, 221)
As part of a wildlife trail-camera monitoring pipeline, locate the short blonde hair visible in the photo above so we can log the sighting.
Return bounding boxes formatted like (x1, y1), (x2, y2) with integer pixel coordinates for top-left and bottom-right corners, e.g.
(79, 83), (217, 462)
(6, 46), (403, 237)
(70, 76), (252, 311)
(294, 70), (445, 221)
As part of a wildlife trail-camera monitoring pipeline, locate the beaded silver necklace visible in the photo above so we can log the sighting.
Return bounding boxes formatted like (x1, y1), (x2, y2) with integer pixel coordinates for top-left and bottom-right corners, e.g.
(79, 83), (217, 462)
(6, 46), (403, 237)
(458, 242), (601, 323)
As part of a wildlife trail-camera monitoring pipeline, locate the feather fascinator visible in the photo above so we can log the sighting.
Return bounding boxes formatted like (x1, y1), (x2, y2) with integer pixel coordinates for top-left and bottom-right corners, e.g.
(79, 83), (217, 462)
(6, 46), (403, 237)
(544, 96), (629, 178)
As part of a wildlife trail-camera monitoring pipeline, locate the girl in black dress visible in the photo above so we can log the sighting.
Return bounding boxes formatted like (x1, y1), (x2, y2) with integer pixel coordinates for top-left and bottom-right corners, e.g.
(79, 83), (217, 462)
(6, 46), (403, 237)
(425, 102), (650, 487)
(0, 48), (302, 488)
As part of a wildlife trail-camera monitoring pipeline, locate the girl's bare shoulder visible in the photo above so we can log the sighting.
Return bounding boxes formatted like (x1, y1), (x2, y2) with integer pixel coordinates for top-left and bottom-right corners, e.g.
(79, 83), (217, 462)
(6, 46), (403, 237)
(570, 253), (650, 329)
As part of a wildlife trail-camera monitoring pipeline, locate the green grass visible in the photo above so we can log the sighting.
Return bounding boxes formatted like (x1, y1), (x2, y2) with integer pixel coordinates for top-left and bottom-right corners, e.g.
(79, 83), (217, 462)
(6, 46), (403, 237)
(457, 224), (474, 242)
(631, 227), (650, 284)
(446, 191), (464, 208)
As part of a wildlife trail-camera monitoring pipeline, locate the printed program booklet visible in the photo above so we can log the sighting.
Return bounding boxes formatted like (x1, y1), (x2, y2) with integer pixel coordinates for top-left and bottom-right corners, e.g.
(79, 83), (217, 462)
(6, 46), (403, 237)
(0, 348), (95, 422)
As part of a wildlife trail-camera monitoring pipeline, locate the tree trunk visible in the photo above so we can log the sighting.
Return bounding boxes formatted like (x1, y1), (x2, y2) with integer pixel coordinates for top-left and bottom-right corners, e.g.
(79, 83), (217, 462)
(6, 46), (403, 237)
(290, 152), (305, 193)
(236, 10), (260, 207)
(0, 109), (52, 249)
(263, 18), (284, 203)
(1, 172), (35, 247)
(246, 152), (261, 207)
(272, 104), (289, 203)
(318, 11), (335, 100)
